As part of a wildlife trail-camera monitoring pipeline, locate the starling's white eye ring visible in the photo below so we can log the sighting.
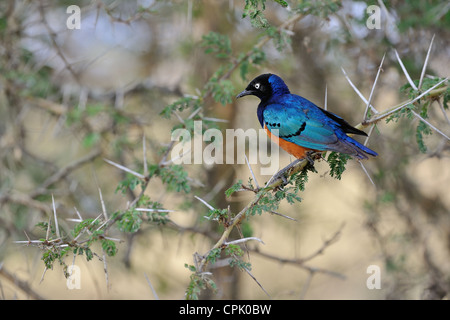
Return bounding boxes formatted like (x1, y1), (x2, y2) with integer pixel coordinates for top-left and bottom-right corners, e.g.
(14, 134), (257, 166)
(254, 83), (260, 89)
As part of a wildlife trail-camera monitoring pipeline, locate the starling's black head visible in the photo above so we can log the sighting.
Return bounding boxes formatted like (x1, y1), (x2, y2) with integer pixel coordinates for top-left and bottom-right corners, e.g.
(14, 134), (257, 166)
(236, 73), (273, 101)
(236, 73), (290, 102)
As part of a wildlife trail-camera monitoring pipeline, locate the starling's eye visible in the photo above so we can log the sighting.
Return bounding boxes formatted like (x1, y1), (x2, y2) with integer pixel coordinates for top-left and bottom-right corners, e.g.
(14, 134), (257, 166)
(254, 83), (260, 90)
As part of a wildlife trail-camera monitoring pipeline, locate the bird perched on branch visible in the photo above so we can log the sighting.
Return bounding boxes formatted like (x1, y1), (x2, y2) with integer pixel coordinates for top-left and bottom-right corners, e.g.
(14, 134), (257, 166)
(237, 73), (377, 164)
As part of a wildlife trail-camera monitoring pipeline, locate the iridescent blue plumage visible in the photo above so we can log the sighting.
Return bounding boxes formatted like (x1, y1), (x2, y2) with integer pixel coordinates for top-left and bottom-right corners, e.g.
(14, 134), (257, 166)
(238, 74), (377, 160)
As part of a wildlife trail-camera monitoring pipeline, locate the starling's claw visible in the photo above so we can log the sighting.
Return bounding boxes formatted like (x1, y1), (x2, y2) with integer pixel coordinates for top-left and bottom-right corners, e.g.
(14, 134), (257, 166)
(305, 151), (316, 166)
(271, 158), (302, 187)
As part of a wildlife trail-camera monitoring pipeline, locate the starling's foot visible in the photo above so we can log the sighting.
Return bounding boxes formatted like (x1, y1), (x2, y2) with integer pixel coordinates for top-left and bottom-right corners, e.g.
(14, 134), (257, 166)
(305, 151), (316, 166)
(270, 158), (302, 188)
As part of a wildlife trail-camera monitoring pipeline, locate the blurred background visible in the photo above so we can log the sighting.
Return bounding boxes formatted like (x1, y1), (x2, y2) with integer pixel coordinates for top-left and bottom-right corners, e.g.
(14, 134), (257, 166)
(0, 0), (449, 300)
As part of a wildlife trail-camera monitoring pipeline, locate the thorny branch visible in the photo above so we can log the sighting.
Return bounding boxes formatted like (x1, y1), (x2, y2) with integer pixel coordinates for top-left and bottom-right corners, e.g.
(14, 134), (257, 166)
(188, 36), (449, 296)
(3, 2), (449, 300)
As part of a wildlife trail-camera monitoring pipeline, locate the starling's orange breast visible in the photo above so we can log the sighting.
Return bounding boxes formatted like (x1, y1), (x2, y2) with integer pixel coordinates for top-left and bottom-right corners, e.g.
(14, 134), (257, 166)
(264, 124), (316, 159)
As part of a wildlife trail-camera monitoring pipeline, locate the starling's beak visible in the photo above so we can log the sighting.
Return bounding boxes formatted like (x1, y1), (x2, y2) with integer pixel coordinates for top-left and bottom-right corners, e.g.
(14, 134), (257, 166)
(236, 89), (253, 99)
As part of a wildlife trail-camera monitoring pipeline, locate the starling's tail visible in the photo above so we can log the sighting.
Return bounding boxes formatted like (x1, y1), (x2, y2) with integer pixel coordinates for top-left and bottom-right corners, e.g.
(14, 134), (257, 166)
(332, 136), (378, 160)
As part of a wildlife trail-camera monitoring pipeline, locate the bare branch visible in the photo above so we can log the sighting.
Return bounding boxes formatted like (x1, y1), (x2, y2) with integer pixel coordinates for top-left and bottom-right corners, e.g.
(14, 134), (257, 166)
(297, 223), (345, 264)
(242, 266), (271, 298)
(0, 265), (45, 300)
(250, 248), (346, 280)
(364, 78), (448, 124)
(30, 149), (101, 198)
(268, 210), (298, 222)
(102, 249), (111, 291)
(37, 3), (80, 83)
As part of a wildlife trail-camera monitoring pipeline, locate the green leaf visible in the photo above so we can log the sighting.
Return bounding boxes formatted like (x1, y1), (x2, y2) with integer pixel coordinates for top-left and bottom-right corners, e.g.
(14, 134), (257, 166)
(101, 239), (118, 257)
(82, 132), (100, 148)
(238, 48), (266, 81)
(225, 244), (243, 257)
(385, 103), (414, 124)
(206, 208), (229, 221)
(273, 0), (288, 7)
(443, 87), (450, 109)
(249, 47), (266, 65)
(42, 249), (57, 269)
(86, 103), (104, 116)
(201, 32), (232, 59)
(160, 165), (191, 193)
(72, 218), (101, 238)
(160, 96), (201, 119)
(240, 60), (249, 81)
(225, 180), (243, 197)
(115, 174), (142, 194)
(416, 120), (432, 153)
(210, 79), (235, 105)
(296, 0), (341, 17)
(206, 248), (222, 264)
(138, 196), (170, 225)
(247, 190), (280, 216)
(185, 263), (197, 272)
(266, 26), (291, 51)
(327, 152), (350, 180)
(291, 168), (311, 192)
(84, 247), (93, 261)
(242, 0), (269, 28)
(115, 209), (142, 233)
